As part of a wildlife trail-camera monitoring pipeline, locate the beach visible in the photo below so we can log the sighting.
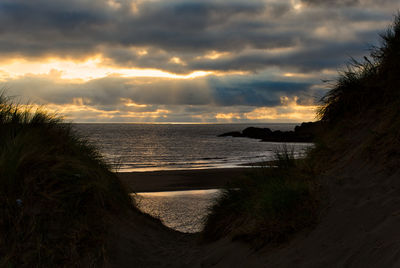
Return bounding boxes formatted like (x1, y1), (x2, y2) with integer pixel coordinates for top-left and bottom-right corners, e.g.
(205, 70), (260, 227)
(117, 167), (251, 192)
(3, 2), (400, 267)
(111, 159), (400, 268)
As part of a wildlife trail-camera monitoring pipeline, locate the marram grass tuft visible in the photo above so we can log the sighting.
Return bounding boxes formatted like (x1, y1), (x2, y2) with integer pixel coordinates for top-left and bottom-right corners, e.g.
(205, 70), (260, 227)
(0, 94), (133, 267)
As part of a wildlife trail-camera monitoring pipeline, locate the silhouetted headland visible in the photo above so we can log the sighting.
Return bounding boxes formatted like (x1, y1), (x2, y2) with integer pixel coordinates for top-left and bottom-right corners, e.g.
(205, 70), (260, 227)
(218, 121), (321, 142)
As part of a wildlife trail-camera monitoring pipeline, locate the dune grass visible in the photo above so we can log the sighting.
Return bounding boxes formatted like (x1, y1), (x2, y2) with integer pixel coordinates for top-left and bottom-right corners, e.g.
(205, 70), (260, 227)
(318, 14), (400, 123)
(204, 13), (400, 248)
(0, 94), (133, 267)
(316, 13), (400, 168)
(1, 12), (399, 265)
(203, 147), (319, 247)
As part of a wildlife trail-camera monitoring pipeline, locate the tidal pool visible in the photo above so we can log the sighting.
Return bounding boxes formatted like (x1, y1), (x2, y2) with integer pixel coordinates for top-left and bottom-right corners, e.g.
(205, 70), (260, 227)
(133, 189), (221, 233)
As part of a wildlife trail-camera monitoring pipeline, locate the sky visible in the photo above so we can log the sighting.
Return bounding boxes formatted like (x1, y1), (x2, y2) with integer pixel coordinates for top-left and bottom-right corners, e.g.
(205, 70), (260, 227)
(0, 0), (398, 123)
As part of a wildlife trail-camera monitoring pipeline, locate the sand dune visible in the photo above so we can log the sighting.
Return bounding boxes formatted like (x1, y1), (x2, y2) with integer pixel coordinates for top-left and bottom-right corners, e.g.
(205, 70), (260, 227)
(107, 161), (400, 267)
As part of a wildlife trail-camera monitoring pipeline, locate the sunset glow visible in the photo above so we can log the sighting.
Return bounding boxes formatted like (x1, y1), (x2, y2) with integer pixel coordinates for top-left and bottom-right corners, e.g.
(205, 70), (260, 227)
(0, 0), (396, 122)
(0, 57), (213, 81)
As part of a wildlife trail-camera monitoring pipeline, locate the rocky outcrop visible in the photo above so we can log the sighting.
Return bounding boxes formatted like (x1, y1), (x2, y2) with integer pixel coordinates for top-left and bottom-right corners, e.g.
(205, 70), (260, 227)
(218, 122), (322, 142)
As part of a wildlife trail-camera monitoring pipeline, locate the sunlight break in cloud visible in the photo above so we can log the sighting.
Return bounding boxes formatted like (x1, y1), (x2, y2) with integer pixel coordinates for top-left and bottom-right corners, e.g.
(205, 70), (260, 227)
(0, 0), (397, 122)
(244, 97), (317, 121)
(0, 57), (213, 81)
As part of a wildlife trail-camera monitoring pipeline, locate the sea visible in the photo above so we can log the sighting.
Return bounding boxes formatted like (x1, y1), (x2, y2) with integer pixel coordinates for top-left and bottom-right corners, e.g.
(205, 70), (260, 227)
(73, 123), (311, 172)
(73, 123), (313, 233)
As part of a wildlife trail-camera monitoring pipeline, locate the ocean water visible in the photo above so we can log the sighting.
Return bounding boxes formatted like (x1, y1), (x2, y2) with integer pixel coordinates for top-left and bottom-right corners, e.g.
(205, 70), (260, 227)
(73, 123), (313, 233)
(73, 123), (312, 172)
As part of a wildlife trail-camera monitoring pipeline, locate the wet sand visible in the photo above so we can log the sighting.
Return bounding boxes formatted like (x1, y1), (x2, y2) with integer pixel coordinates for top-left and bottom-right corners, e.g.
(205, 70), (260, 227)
(117, 167), (251, 192)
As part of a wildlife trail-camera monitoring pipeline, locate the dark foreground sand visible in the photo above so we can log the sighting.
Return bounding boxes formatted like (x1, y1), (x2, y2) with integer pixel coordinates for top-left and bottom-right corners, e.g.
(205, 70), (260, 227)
(107, 162), (400, 267)
(117, 168), (251, 192)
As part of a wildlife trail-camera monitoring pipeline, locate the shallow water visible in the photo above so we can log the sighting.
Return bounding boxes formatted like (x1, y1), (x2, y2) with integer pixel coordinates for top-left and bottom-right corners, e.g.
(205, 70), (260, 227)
(133, 189), (221, 233)
(74, 123), (311, 171)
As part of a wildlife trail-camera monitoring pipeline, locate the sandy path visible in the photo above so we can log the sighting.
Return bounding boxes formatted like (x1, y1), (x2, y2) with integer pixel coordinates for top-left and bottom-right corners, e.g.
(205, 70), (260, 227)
(256, 163), (400, 267)
(117, 168), (250, 192)
(108, 164), (400, 267)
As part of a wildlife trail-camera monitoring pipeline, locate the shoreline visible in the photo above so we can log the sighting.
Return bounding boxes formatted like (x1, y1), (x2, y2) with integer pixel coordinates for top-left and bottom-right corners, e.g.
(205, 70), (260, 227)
(117, 167), (252, 192)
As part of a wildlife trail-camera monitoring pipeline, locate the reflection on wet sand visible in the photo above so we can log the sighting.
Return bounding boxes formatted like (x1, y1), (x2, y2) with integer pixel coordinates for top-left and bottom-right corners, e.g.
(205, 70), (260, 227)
(133, 189), (221, 233)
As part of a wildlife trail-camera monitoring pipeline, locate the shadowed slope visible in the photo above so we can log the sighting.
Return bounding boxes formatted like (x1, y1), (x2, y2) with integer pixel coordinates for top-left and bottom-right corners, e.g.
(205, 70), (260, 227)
(257, 14), (400, 267)
(198, 14), (400, 267)
(0, 95), (133, 267)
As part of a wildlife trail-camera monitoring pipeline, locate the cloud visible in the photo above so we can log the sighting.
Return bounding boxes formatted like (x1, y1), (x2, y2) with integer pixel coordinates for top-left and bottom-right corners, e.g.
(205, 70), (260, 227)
(2, 69), (319, 122)
(300, 0), (360, 6)
(5, 71), (316, 107)
(0, 0), (395, 74)
(209, 78), (313, 106)
(301, 0), (399, 7)
(0, 0), (398, 122)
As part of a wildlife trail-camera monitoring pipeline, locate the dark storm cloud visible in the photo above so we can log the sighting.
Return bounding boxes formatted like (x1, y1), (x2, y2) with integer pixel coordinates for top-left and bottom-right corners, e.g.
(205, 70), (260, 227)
(0, 0), (394, 74)
(113, 1), (294, 52)
(189, 28), (384, 73)
(0, 0), (109, 57)
(209, 78), (312, 106)
(1, 0), (398, 122)
(300, 0), (360, 6)
(302, 0), (400, 7)
(0, 0), (268, 56)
